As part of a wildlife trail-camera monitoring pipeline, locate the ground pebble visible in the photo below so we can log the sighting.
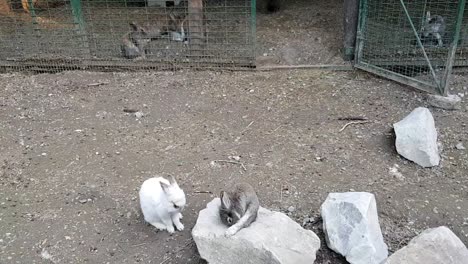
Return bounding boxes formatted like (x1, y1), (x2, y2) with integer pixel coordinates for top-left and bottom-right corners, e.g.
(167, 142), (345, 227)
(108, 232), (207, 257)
(302, 217), (314, 226)
(288, 206), (295, 213)
(456, 142), (465, 150)
(135, 112), (144, 119)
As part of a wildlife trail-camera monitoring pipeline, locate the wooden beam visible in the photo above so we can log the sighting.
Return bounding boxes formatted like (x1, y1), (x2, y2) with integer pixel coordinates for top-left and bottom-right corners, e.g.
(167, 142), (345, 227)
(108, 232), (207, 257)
(188, 0), (204, 56)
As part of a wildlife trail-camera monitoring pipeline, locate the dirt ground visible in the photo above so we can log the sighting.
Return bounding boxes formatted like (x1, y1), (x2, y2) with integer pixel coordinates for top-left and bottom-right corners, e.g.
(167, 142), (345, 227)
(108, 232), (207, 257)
(256, 0), (345, 66)
(1, 68), (467, 264)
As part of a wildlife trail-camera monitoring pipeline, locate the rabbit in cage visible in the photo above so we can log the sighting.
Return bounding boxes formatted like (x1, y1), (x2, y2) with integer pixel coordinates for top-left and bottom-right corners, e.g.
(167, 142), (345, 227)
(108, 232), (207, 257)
(420, 11), (446, 47)
(257, 0), (281, 13)
(147, 0), (182, 8)
(121, 22), (152, 59)
(121, 13), (188, 59)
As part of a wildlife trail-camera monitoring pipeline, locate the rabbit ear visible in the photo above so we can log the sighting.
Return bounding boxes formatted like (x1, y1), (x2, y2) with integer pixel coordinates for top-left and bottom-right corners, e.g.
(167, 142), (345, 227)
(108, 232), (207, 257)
(160, 180), (170, 191)
(130, 22), (139, 31)
(220, 191), (231, 208)
(168, 175), (177, 185)
(169, 13), (176, 21)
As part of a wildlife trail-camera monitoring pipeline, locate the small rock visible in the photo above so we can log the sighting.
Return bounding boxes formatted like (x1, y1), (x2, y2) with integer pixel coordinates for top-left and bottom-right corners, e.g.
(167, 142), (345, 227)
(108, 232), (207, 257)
(192, 198), (320, 264)
(302, 217), (314, 226)
(456, 142), (465, 150)
(321, 192), (388, 264)
(389, 164), (405, 181)
(394, 107), (440, 167)
(135, 112), (144, 119)
(384, 226), (468, 264)
(79, 199), (88, 204)
(229, 156), (241, 161)
(427, 93), (461, 110)
(287, 206), (295, 213)
(41, 249), (53, 261)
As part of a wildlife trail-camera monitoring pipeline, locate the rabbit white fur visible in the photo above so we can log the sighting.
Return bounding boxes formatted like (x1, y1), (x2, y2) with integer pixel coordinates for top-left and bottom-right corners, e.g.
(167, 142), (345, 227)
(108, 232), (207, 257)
(139, 176), (186, 233)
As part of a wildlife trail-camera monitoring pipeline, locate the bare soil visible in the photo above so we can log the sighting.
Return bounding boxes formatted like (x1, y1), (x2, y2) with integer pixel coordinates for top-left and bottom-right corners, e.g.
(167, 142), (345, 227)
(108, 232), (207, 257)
(256, 0), (346, 66)
(1, 69), (467, 263)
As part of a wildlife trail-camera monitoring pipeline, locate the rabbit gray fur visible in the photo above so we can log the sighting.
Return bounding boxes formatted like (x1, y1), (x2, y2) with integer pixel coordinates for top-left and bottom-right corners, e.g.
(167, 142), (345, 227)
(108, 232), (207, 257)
(420, 11), (446, 47)
(121, 13), (187, 59)
(219, 183), (259, 237)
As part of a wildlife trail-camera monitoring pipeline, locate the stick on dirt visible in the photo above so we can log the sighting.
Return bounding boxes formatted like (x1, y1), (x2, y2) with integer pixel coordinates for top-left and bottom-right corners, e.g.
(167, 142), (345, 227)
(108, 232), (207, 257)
(241, 121), (254, 133)
(213, 160), (247, 171)
(337, 116), (368, 121)
(194, 190), (212, 194)
(339, 120), (371, 132)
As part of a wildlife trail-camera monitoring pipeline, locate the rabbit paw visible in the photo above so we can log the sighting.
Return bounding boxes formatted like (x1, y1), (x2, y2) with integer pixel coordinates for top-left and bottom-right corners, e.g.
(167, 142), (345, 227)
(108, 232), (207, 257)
(150, 222), (167, 231)
(175, 222), (184, 231)
(166, 225), (175, 234)
(224, 227), (237, 237)
(177, 213), (183, 219)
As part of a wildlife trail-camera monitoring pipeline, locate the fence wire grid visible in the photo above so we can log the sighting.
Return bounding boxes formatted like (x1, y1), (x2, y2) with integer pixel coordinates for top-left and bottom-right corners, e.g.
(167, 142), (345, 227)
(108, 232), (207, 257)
(355, 0), (466, 94)
(0, 0), (255, 71)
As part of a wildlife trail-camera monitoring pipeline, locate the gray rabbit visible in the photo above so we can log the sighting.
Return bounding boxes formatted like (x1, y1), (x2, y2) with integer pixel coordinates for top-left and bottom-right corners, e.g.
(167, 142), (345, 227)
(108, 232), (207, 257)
(219, 183), (260, 237)
(121, 13), (187, 59)
(121, 22), (152, 59)
(420, 11), (446, 47)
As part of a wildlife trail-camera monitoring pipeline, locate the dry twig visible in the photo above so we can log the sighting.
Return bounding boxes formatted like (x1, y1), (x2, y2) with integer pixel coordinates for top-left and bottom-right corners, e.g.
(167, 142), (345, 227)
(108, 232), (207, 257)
(241, 121), (255, 134)
(159, 239), (194, 264)
(339, 120), (371, 132)
(337, 116), (368, 121)
(213, 160), (247, 171)
(193, 190), (212, 194)
(87, 81), (109, 87)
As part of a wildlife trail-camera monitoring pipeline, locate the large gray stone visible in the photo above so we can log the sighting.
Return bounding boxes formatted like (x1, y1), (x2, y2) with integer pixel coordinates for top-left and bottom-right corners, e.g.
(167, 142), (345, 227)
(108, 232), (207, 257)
(321, 192), (388, 264)
(192, 198), (320, 264)
(394, 107), (440, 167)
(427, 93), (461, 110)
(385, 226), (468, 264)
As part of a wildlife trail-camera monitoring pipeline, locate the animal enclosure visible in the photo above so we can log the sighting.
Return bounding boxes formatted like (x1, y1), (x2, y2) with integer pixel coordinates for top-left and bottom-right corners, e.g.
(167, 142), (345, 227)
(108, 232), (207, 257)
(0, 0), (255, 70)
(355, 0), (467, 95)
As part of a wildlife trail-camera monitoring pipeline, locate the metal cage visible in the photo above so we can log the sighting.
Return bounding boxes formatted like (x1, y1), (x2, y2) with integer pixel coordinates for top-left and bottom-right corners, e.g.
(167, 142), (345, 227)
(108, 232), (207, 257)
(0, 0), (256, 71)
(355, 0), (466, 95)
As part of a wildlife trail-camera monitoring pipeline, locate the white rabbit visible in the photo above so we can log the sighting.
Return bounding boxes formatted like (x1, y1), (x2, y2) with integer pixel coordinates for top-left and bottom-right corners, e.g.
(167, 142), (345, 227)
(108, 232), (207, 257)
(139, 176), (186, 234)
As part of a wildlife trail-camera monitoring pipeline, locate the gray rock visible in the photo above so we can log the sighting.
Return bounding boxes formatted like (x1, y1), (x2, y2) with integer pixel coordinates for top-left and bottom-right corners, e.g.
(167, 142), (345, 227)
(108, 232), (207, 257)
(456, 142), (465, 150)
(135, 111), (144, 119)
(427, 93), (461, 110)
(321, 192), (388, 264)
(287, 206), (295, 213)
(385, 226), (468, 264)
(192, 198), (320, 264)
(394, 107), (440, 167)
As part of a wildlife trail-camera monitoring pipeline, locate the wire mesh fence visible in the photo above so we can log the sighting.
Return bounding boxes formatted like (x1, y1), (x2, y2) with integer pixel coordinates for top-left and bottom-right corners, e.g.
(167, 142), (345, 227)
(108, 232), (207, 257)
(455, 3), (468, 66)
(0, 0), (255, 71)
(355, 0), (466, 94)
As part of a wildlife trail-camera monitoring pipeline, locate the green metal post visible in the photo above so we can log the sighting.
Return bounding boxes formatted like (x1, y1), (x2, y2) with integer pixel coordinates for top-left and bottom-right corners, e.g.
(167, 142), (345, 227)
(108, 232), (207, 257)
(355, 0), (368, 64)
(27, 0), (38, 26)
(251, 0), (256, 66)
(441, 0), (466, 96)
(71, 0), (85, 32)
(70, 0), (90, 61)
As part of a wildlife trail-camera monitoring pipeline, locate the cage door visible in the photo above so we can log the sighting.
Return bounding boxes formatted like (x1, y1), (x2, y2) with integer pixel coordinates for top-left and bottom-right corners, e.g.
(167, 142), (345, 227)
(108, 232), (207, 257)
(354, 0), (466, 95)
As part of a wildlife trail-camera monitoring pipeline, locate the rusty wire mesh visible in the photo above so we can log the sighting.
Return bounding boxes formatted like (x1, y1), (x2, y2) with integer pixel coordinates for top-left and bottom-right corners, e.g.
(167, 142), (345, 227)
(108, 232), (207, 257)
(0, 0), (255, 71)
